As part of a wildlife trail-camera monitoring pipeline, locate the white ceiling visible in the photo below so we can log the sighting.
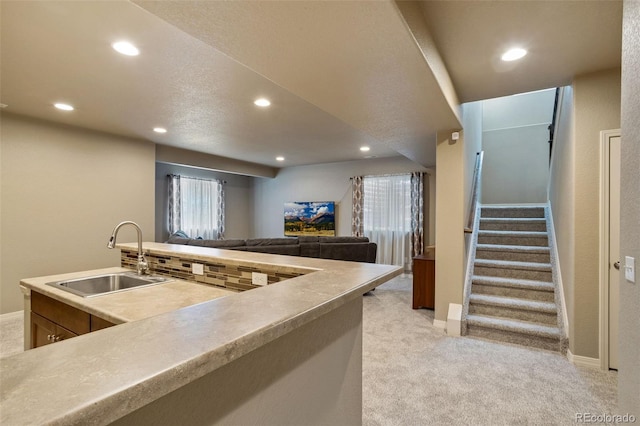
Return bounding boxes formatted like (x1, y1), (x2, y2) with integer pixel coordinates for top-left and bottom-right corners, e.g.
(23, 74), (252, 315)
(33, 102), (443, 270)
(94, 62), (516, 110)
(0, 1), (622, 170)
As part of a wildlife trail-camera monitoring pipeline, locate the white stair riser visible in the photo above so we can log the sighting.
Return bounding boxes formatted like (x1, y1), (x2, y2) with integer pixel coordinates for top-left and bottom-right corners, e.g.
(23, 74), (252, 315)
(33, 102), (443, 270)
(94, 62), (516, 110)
(471, 284), (555, 302)
(469, 303), (558, 325)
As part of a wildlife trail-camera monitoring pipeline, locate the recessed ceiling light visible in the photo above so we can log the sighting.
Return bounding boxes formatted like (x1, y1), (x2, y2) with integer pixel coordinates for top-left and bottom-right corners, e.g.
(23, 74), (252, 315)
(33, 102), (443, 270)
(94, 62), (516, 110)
(254, 98), (271, 107)
(501, 48), (527, 62)
(0, 103), (8, 109)
(112, 41), (140, 56)
(360, 146), (371, 152)
(153, 127), (167, 134)
(276, 156), (285, 161)
(54, 103), (74, 111)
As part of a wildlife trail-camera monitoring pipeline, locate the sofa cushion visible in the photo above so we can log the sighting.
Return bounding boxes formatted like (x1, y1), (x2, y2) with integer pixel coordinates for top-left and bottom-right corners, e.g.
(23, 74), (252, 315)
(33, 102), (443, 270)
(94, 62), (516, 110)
(300, 243), (320, 258)
(298, 236), (319, 243)
(318, 236), (369, 244)
(170, 230), (190, 239)
(367, 242), (378, 263)
(319, 242), (371, 262)
(188, 239), (246, 248)
(245, 238), (298, 246)
(166, 235), (191, 245)
(244, 245), (301, 256)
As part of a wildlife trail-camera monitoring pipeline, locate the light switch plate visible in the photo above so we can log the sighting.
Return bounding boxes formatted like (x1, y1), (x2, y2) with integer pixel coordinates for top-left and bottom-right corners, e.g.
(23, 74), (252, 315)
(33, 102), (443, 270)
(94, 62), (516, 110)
(625, 256), (635, 283)
(192, 263), (204, 275)
(252, 272), (268, 286)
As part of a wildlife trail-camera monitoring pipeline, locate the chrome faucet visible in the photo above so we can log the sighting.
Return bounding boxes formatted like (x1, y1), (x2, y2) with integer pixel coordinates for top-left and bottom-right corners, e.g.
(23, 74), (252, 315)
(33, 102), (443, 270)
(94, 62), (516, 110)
(107, 221), (149, 275)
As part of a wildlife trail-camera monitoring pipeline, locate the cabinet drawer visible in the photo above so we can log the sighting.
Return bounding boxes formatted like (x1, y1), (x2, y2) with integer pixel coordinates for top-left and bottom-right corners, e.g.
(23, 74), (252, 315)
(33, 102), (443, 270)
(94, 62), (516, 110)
(31, 292), (90, 335)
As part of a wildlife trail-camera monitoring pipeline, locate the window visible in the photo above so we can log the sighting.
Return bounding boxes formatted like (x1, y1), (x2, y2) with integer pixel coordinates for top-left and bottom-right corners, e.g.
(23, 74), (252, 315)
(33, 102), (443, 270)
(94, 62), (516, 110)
(168, 175), (224, 239)
(363, 174), (412, 268)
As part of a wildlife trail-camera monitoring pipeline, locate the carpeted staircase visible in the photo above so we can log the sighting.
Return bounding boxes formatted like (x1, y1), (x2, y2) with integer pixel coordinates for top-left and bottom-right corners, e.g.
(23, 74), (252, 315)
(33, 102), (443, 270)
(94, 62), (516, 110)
(465, 205), (568, 353)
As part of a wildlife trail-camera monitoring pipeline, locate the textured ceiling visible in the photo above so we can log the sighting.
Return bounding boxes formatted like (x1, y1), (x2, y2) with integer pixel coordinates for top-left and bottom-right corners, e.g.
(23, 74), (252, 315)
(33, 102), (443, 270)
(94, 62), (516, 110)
(0, 1), (623, 171)
(420, 0), (622, 103)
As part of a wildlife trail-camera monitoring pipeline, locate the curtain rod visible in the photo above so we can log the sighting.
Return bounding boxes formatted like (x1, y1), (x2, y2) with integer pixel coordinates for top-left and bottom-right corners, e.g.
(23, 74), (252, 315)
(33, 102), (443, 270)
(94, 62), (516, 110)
(168, 174), (226, 184)
(349, 171), (428, 180)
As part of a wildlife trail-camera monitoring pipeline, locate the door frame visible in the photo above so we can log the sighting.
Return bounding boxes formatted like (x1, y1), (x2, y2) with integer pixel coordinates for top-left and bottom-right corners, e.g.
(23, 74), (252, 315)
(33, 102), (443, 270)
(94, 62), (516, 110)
(599, 128), (621, 371)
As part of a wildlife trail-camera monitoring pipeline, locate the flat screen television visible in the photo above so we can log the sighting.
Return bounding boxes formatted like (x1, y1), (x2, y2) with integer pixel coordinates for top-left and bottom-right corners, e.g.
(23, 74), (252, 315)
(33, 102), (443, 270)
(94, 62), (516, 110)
(284, 201), (336, 237)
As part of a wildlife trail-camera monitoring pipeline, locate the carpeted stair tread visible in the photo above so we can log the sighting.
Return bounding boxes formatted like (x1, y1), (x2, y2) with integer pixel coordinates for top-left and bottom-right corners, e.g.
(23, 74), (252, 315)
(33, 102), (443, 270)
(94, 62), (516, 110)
(476, 244), (550, 254)
(469, 294), (557, 313)
(474, 258), (552, 272)
(480, 206), (546, 218)
(471, 275), (555, 292)
(480, 218), (546, 224)
(478, 230), (548, 238)
(466, 314), (562, 339)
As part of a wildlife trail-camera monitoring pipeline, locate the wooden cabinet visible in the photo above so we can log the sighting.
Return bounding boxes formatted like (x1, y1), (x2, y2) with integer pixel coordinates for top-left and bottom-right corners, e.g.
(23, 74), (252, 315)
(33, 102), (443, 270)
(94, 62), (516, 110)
(31, 312), (78, 348)
(30, 292), (116, 349)
(412, 254), (435, 309)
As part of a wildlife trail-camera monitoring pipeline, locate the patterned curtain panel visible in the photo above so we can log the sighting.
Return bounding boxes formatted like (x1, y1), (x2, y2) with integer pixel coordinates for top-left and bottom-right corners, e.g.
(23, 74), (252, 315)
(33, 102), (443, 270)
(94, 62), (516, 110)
(351, 176), (364, 237)
(168, 174), (181, 235)
(216, 182), (225, 240)
(410, 172), (424, 257)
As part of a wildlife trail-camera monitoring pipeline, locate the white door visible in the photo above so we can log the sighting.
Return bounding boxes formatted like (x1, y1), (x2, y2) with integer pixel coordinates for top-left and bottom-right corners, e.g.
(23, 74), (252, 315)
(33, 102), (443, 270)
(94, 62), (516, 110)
(608, 135), (621, 370)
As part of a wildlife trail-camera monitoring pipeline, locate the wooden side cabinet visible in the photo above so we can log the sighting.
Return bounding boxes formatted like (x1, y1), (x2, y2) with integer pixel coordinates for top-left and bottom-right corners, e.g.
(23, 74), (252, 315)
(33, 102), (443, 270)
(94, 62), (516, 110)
(412, 254), (435, 309)
(30, 292), (116, 349)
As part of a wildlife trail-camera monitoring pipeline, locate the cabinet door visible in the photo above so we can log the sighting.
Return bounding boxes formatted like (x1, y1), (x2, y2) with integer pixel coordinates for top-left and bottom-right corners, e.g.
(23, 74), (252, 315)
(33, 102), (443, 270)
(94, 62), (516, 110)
(31, 313), (78, 349)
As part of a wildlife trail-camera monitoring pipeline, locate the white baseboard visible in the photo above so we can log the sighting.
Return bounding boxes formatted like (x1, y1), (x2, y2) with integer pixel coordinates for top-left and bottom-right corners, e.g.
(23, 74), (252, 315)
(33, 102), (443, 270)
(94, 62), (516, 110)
(567, 349), (600, 369)
(546, 203), (570, 339)
(433, 319), (447, 329)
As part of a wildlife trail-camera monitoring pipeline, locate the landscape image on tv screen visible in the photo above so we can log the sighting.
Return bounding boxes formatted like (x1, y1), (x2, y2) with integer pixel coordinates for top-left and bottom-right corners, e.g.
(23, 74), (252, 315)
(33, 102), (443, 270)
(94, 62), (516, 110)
(284, 201), (336, 237)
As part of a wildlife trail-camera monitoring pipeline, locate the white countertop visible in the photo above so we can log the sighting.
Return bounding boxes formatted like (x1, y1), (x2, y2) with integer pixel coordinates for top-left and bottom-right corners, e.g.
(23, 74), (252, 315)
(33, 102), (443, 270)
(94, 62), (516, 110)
(0, 243), (402, 425)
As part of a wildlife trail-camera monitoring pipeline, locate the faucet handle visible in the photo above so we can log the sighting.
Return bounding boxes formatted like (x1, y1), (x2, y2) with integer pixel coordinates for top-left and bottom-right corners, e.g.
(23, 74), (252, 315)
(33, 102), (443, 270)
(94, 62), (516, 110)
(137, 255), (149, 275)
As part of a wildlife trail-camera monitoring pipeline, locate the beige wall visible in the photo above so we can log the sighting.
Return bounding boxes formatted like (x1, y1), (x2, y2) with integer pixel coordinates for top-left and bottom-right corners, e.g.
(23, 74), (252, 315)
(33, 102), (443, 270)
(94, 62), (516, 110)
(482, 125), (550, 204)
(572, 68), (621, 358)
(481, 89), (555, 204)
(156, 145), (277, 178)
(0, 113), (155, 314)
(113, 298), (364, 425)
(155, 163), (254, 242)
(619, 0), (640, 414)
(251, 156), (432, 242)
(434, 130), (466, 323)
(548, 69), (620, 358)
(548, 86), (575, 345)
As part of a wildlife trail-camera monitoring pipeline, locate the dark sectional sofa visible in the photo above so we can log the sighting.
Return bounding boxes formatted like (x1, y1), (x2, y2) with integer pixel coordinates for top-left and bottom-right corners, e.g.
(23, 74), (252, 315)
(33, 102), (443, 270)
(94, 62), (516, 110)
(166, 234), (377, 263)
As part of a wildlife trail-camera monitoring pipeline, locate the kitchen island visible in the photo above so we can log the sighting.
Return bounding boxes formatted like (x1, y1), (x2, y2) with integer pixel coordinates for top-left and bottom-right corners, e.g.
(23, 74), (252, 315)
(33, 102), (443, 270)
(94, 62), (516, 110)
(1, 243), (401, 425)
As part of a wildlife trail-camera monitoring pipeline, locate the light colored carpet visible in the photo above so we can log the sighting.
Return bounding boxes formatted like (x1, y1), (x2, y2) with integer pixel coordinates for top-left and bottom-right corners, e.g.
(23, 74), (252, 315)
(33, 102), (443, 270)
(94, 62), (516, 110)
(1, 277), (618, 425)
(363, 274), (618, 426)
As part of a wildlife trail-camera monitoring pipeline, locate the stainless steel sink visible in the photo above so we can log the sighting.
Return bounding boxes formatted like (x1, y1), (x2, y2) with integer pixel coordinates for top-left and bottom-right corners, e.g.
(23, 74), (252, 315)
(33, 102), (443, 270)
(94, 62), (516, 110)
(46, 272), (172, 297)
